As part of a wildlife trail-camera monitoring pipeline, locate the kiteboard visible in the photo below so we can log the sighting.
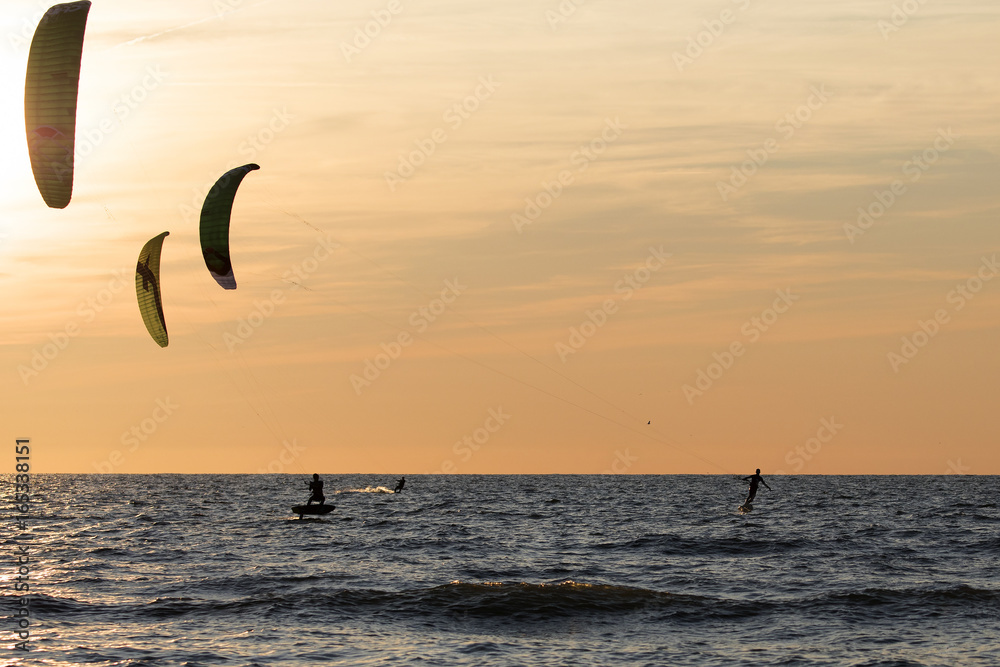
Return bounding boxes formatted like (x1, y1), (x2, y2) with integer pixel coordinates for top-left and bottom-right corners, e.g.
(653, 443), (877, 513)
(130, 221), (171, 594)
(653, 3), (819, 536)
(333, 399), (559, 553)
(738, 503), (753, 514)
(292, 504), (334, 518)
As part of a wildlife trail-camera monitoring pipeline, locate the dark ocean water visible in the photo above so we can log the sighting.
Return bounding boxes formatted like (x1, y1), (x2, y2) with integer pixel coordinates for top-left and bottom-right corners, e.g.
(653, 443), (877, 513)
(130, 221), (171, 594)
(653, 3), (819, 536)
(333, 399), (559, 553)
(3, 475), (999, 666)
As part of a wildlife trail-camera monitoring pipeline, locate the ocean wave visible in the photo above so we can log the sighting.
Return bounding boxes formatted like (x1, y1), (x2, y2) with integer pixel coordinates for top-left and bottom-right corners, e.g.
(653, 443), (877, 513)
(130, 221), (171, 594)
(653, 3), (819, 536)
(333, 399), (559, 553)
(801, 584), (1000, 620)
(10, 474), (999, 666)
(285, 580), (707, 621)
(1, 582), (698, 621)
(6, 580), (999, 633)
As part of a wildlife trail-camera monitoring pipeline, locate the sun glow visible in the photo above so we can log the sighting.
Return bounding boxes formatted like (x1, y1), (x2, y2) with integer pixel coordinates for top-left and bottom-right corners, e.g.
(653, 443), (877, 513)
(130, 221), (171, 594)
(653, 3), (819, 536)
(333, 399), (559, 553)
(0, 46), (35, 210)
(1, 0), (999, 475)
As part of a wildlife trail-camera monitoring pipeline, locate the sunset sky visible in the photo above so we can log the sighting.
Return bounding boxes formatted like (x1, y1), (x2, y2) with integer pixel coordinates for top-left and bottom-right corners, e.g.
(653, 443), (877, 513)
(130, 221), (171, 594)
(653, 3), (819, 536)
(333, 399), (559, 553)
(2, 0), (998, 474)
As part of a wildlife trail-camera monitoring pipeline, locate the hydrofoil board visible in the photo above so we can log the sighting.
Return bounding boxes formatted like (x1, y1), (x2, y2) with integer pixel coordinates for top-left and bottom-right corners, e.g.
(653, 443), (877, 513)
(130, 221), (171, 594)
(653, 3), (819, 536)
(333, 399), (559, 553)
(292, 504), (334, 518)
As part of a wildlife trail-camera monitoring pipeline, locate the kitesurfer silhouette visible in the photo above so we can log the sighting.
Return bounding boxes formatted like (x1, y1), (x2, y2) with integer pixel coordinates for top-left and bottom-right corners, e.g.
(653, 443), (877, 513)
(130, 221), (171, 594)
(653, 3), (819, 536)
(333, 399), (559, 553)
(393, 476), (405, 493)
(306, 473), (325, 505)
(742, 469), (771, 505)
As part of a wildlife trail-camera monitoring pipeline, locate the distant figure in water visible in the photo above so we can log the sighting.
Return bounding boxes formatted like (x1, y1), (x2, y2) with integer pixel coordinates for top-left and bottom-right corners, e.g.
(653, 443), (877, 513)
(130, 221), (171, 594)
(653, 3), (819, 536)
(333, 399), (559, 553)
(306, 473), (325, 505)
(742, 469), (771, 505)
(394, 476), (406, 493)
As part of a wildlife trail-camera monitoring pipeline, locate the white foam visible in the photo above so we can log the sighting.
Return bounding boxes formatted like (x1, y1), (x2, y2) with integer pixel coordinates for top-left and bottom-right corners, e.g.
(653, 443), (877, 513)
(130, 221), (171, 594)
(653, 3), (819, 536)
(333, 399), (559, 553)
(335, 486), (394, 494)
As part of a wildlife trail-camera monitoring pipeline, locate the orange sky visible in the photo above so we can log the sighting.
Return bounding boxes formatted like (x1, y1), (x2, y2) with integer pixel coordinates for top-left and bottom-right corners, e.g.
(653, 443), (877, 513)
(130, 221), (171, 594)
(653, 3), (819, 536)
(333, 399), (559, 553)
(2, 0), (998, 474)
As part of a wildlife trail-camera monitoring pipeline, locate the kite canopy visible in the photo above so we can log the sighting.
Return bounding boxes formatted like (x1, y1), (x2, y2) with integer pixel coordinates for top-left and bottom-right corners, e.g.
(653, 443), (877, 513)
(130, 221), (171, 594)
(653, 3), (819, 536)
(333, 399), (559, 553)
(135, 232), (170, 348)
(24, 0), (91, 209)
(199, 163), (260, 289)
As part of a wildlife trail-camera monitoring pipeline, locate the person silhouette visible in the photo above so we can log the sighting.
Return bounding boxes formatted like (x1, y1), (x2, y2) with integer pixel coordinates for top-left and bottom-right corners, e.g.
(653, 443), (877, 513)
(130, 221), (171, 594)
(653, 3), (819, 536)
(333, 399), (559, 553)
(742, 468), (771, 505)
(393, 476), (405, 493)
(306, 473), (325, 505)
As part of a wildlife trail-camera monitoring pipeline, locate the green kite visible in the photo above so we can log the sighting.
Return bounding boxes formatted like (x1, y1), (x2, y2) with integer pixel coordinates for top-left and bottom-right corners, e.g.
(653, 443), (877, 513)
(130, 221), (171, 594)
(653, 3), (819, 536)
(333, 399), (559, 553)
(135, 232), (169, 348)
(200, 163), (260, 289)
(25, 1), (91, 209)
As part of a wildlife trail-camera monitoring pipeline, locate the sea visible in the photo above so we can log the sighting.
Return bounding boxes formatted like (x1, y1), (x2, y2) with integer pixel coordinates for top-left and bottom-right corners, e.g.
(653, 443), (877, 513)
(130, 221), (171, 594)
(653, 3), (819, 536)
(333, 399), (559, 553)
(3, 474), (999, 666)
